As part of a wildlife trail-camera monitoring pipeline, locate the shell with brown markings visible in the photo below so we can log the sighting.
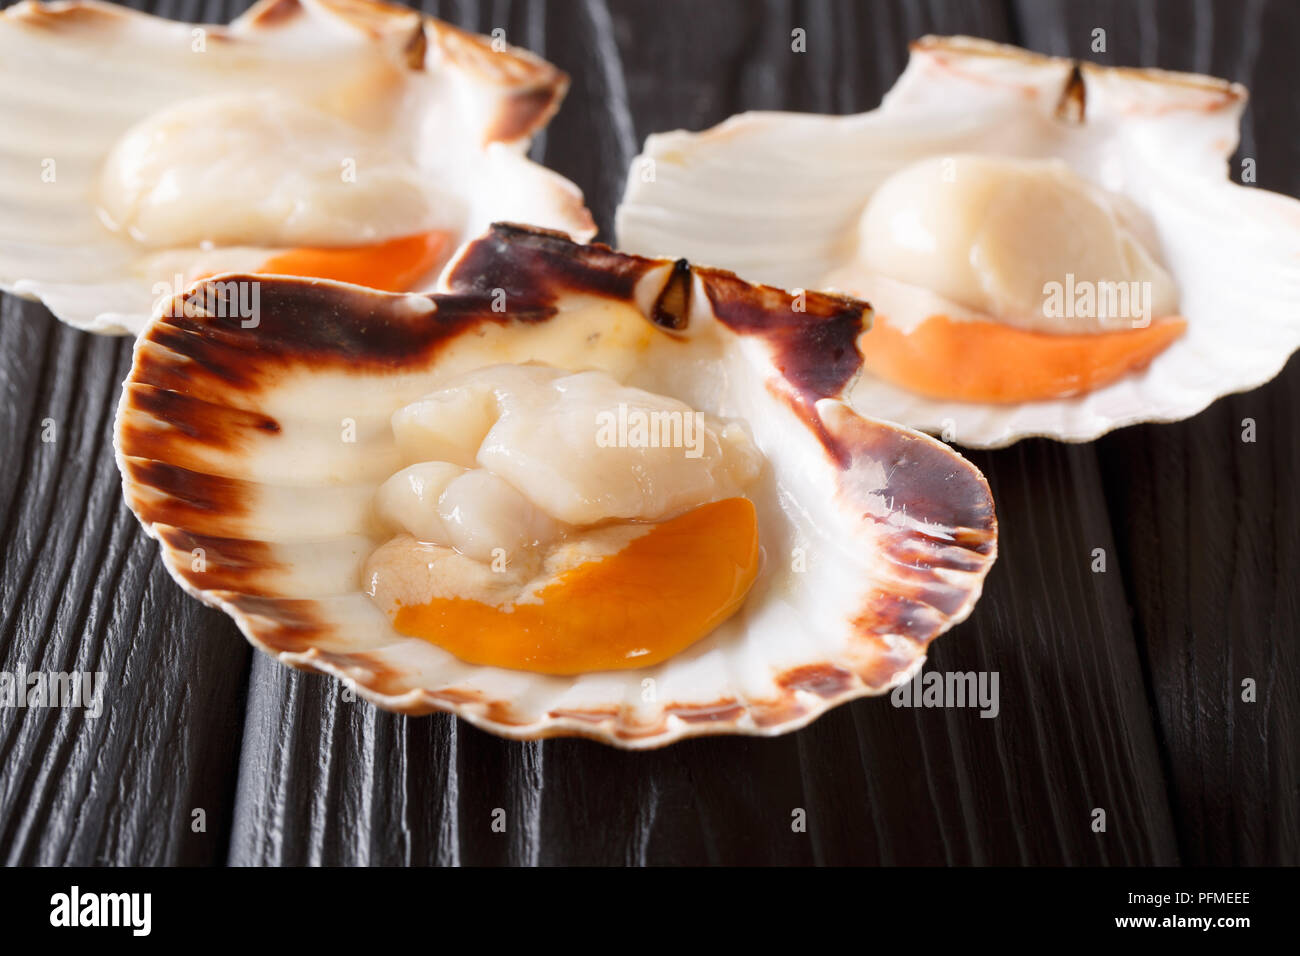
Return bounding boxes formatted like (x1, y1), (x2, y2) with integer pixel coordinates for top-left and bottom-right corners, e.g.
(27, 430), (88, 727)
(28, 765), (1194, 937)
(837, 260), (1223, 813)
(114, 223), (997, 748)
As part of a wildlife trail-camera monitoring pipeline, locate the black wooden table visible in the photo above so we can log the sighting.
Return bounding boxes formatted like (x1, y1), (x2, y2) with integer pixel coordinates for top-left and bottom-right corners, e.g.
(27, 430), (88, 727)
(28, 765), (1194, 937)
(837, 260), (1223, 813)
(1, 0), (1295, 866)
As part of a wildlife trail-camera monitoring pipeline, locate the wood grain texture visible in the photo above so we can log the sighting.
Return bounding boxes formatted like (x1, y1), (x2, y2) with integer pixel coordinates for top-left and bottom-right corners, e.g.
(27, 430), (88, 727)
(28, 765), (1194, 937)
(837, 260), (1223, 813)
(0, 0), (1293, 866)
(0, 280), (250, 865)
(1013, 0), (1300, 869)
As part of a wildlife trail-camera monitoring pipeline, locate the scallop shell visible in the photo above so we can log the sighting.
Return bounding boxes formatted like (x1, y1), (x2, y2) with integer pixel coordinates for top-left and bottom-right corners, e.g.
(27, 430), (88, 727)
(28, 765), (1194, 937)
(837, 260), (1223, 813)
(616, 35), (1300, 448)
(0, 0), (594, 335)
(113, 223), (997, 748)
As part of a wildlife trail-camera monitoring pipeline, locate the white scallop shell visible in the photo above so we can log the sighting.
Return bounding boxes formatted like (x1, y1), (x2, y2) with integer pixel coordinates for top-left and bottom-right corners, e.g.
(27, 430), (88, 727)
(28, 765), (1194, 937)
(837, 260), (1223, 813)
(113, 224), (997, 748)
(0, 0), (594, 335)
(615, 35), (1300, 448)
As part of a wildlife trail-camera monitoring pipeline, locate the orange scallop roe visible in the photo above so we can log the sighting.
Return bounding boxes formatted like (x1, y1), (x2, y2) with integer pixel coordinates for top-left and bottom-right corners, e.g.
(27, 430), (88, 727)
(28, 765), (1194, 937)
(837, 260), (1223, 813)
(256, 229), (450, 292)
(392, 497), (761, 675)
(859, 312), (1188, 403)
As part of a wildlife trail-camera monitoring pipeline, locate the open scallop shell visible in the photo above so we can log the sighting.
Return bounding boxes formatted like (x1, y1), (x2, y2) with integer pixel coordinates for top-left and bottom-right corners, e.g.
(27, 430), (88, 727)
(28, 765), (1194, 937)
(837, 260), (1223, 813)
(113, 223), (996, 748)
(616, 35), (1300, 448)
(0, 0), (594, 335)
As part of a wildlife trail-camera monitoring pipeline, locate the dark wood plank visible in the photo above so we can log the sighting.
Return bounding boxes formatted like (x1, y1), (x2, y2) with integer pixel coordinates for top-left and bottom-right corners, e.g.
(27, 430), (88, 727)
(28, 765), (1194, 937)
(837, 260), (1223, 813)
(0, 0), (255, 867)
(1013, 0), (1300, 867)
(223, 0), (623, 867)
(0, 305), (251, 865)
(600, 0), (1180, 866)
